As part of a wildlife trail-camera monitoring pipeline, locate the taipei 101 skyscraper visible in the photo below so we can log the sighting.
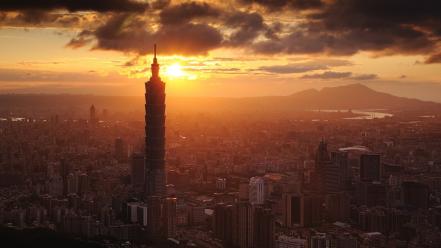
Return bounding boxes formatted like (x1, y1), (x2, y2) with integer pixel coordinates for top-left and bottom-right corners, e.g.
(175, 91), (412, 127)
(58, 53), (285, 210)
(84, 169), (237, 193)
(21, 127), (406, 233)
(145, 44), (166, 197)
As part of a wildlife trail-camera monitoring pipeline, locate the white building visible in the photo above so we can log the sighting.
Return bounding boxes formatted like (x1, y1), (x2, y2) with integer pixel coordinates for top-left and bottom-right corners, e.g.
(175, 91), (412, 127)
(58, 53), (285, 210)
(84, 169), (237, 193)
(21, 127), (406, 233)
(216, 178), (227, 191)
(249, 177), (265, 205)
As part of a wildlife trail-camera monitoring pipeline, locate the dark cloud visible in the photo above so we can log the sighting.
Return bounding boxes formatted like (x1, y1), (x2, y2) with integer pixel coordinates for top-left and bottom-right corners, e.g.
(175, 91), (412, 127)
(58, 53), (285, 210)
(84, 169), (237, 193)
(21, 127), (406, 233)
(239, 0), (323, 11)
(352, 74), (378, 81)
(253, 0), (441, 56)
(0, 0), (148, 12)
(258, 63), (328, 74)
(151, 0), (171, 10)
(2, 0), (440, 59)
(71, 14), (223, 55)
(301, 71), (379, 80)
(425, 53), (441, 64)
(225, 12), (265, 46)
(66, 30), (95, 49)
(302, 71), (352, 79)
(159, 1), (220, 25)
(0, 10), (87, 27)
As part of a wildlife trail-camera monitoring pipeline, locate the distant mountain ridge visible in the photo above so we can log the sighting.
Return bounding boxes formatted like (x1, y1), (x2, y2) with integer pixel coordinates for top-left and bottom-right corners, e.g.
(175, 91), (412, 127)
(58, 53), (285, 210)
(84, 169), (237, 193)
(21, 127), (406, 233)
(0, 84), (439, 115)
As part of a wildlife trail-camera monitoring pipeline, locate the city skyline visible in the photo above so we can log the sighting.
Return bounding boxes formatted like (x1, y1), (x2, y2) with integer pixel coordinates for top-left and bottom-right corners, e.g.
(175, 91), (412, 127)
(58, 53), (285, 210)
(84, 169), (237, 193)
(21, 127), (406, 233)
(1, 1), (441, 248)
(0, 1), (440, 100)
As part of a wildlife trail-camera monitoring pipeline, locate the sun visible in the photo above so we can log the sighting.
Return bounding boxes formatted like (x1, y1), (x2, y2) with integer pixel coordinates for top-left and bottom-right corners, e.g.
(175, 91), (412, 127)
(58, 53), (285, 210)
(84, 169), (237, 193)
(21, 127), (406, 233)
(165, 63), (185, 78)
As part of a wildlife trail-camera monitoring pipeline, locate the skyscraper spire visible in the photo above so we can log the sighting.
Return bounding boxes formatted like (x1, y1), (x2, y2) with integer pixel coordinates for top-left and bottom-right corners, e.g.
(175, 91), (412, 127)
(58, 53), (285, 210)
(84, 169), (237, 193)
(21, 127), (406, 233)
(151, 44), (160, 78)
(154, 44), (157, 63)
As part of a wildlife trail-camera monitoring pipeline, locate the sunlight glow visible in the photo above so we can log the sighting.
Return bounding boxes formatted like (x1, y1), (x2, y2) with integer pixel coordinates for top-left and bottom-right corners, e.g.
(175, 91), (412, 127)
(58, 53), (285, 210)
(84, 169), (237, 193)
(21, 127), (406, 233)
(166, 63), (185, 78)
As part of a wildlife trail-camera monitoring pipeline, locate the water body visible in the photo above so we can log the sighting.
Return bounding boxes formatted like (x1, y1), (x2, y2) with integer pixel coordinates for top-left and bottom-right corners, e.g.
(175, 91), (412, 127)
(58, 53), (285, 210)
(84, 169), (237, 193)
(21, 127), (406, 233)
(313, 109), (393, 120)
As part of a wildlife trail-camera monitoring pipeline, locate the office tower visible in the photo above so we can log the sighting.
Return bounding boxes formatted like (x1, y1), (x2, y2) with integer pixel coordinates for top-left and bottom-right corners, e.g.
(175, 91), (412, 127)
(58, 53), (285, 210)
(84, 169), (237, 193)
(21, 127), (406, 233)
(402, 181), (429, 209)
(330, 151), (350, 190)
(216, 178), (227, 191)
(89, 104), (97, 124)
(115, 137), (127, 163)
(356, 181), (387, 207)
(60, 159), (70, 196)
(163, 197), (177, 238)
(283, 193), (324, 228)
(67, 173), (78, 194)
(325, 192), (350, 222)
(127, 202), (140, 223)
(130, 153), (145, 187)
(147, 196), (163, 238)
(249, 177), (265, 205)
(145, 44), (166, 198)
(233, 201), (254, 248)
(360, 154), (381, 182)
(315, 140), (331, 192)
(239, 182), (250, 201)
(282, 193), (301, 228)
(253, 207), (274, 248)
(316, 139), (330, 163)
(214, 203), (234, 246)
(77, 173), (88, 196)
(137, 204), (148, 226)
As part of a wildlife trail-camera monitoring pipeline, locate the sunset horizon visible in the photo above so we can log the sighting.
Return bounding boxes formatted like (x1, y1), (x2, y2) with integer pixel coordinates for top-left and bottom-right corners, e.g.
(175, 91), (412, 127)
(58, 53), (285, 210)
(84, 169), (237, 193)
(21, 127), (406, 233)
(1, 1), (441, 248)
(0, 0), (440, 100)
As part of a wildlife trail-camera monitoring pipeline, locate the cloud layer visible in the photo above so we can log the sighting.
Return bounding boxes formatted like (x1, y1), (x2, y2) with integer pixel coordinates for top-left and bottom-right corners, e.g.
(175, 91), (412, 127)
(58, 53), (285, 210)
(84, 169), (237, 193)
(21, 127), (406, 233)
(1, 0), (441, 61)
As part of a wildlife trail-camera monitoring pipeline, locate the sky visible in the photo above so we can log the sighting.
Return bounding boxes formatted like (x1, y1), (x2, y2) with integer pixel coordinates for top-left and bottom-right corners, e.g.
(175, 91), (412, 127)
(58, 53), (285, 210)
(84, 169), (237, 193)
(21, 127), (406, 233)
(0, 0), (440, 100)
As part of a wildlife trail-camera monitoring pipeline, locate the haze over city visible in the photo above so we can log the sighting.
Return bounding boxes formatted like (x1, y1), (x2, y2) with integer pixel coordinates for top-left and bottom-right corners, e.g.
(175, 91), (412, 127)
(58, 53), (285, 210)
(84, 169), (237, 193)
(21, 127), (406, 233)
(1, 1), (441, 248)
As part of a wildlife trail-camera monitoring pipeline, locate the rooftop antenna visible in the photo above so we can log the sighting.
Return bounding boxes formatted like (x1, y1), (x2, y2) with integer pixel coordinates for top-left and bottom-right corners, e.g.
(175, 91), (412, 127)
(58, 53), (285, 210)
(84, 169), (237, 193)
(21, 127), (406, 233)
(153, 44), (157, 63)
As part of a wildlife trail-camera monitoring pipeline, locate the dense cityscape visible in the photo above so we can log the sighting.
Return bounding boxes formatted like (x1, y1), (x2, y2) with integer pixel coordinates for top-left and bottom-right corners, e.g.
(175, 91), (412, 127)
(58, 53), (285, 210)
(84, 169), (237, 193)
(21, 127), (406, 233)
(2, 0), (441, 247)
(1, 50), (441, 247)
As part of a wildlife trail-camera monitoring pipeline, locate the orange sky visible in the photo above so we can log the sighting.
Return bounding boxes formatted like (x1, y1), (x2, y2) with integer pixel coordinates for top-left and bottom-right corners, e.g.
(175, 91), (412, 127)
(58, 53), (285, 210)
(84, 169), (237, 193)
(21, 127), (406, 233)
(0, 0), (440, 100)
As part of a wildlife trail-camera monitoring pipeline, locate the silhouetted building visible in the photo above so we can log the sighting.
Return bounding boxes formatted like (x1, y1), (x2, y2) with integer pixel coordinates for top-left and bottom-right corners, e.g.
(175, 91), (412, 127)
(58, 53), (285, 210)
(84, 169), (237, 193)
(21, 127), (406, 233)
(357, 182), (387, 207)
(89, 104), (97, 124)
(253, 207), (274, 248)
(402, 181), (429, 209)
(163, 197), (177, 238)
(115, 137), (127, 163)
(145, 44), (166, 198)
(214, 203), (234, 246)
(131, 153), (145, 187)
(147, 196), (163, 239)
(233, 201), (254, 248)
(283, 193), (324, 228)
(60, 159), (70, 196)
(360, 154), (381, 182)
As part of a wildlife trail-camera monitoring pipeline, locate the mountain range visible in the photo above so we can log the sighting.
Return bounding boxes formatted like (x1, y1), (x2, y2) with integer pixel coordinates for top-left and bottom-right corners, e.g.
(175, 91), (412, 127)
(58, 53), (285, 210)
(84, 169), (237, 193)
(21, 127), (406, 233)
(0, 84), (439, 116)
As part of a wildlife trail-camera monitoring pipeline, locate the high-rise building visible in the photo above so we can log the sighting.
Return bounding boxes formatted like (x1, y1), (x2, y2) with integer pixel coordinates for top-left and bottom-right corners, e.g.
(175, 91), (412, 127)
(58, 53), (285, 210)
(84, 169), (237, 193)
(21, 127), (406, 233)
(233, 201), (254, 248)
(130, 153), (145, 187)
(147, 196), (163, 238)
(145, 44), (166, 198)
(214, 203), (234, 246)
(282, 193), (301, 228)
(282, 193), (324, 228)
(60, 158), (70, 196)
(249, 177), (265, 205)
(115, 137), (127, 163)
(315, 140), (332, 192)
(253, 207), (274, 248)
(402, 181), (430, 209)
(163, 197), (177, 238)
(360, 154), (381, 182)
(89, 104), (97, 124)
